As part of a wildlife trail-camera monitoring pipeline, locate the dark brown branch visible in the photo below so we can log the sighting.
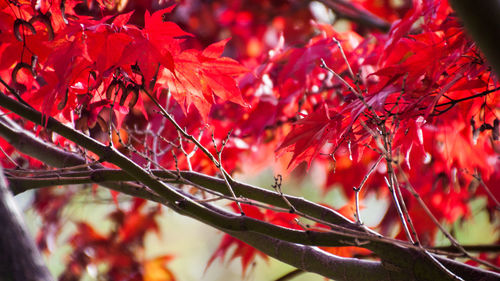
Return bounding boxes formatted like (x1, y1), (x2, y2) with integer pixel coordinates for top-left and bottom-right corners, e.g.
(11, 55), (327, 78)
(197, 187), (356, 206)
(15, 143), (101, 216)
(0, 111), (360, 231)
(450, 0), (500, 77)
(431, 87), (500, 115)
(315, 0), (391, 31)
(1, 92), (500, 280)
(5, 168), (379, 232)
(0, 76), (32, 108)
(0, 112), (166, 204)
(0, 166), (54, 281)
(274, 269), (305, 281)
(434, 244), (500, 254)
(434, 87), (499, 108)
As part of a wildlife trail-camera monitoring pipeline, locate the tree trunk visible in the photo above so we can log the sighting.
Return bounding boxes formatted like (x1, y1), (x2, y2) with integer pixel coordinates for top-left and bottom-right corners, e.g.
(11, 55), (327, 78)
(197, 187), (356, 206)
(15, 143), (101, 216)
(0, 166), (54, 281)
(450, 0), (500, 77)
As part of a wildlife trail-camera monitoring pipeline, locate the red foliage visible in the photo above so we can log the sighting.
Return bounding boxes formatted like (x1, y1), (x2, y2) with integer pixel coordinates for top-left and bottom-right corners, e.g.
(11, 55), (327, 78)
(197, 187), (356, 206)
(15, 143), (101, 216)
(207, 203), (300, 274)
(0, 0), (499, 279)
(59, 198), (164, 281)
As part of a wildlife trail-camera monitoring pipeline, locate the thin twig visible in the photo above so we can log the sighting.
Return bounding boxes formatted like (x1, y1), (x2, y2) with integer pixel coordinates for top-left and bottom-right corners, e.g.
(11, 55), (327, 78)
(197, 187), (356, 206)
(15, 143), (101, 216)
(177, 130), (193, 171)
(212, 130), (244, 214)
(333, 36), (361, 95)
(114, 123), (172, 175)
(272, 175), (297, 214)
(353, 186), (363, 225)
(384, 174), (414, 243)
(395, 162), (500, 271)
(352, 155), (383, 225)
(152, 116), (168, 164)
(356, 155), (383, 192)
(273, 269), (305, 281)
(144, 88), (245, 213)
(434, 87), (499, 108)
(0, 76), (32, 108)
(0, 145), (20, 168)
(144, 88), (221, 167)
(320, 58), (361, 97)
(57, 160), (99, 171)
(391, 171), (420, 245)
(195, 196), (225, 203)
(333, 37), (355, 82)
(294, 218), (310, 231)
(320, 58), (383, 125)
(382, 122), (417, 244)
(473, 171), (500, 212)
(320, 59), (419, 244)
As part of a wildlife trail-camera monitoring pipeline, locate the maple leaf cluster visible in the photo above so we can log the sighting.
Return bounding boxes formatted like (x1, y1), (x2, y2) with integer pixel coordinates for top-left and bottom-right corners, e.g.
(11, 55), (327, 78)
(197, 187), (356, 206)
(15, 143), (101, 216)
(60, 198), (168, 281)
(0, 0), (499, 279)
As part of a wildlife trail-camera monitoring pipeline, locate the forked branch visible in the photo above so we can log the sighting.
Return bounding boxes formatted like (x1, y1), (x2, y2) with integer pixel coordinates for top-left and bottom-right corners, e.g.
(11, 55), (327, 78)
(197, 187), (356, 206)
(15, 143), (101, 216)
(1, 92), (499, 280)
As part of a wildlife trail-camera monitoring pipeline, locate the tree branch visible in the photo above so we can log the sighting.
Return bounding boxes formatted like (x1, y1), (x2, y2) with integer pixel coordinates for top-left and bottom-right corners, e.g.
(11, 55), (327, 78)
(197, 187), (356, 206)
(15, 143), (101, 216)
(7, 168), (360, 228)
(315, 0), (391, 31)
(1, 92), (499, 280)
(449, 0), (500, 77)
(0, 165), (54, 281)
(0, 112), (167, 205)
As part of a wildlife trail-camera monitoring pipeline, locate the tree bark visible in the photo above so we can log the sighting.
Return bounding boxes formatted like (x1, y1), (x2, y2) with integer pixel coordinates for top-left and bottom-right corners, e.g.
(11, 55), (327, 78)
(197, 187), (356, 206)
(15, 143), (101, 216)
(0, 165), (54, 281)
(1, 93), (500, 280)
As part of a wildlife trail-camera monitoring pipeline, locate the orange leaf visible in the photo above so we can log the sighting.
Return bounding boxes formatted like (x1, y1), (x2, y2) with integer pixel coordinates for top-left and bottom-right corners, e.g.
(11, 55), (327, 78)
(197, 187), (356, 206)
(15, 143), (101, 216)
(144, 256), (176, 281)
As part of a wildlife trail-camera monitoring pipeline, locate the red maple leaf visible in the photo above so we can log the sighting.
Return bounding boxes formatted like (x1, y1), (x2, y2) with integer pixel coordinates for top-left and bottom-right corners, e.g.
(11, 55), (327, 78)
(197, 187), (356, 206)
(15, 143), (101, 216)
(119, 6), (192, 86)
(161, 38), (248, 119)
(277, 103), (343, 169)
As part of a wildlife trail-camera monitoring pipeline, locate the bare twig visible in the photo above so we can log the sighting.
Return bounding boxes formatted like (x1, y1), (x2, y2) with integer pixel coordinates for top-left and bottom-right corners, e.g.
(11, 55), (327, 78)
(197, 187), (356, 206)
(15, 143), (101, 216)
(320, 59), (384, 127)
(384, 174), (414, 243)
(2, 85), (500, 280)
(357, 155), (383, 192)
(320, 58), (361, 97)
(352, 155), (383, 225)
(472, 171), (500, 212)
(0, 145), (20, 168)
(0, 76), (32, 108)
(272, 175), (297, 214)
(273, 269), (305, 281)
(434, 87), (499, 109)
(333, 37), (355, 81)
(212, 130), (244, 214)
(320, 58), (419, 244)
(395, 162), (500, 271)
(353, 186), (363, 225)
(143, 88), (246, 213)
(177, 130), (193, 171)
(114, 123), (172, 175)
(152, 116), (168, 164)
(144, 88), (221, 167)
(333, 36), (362, 96)
(391, 171), (420, 245)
